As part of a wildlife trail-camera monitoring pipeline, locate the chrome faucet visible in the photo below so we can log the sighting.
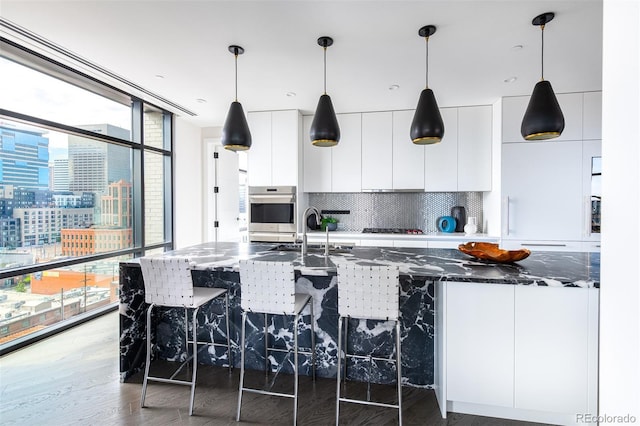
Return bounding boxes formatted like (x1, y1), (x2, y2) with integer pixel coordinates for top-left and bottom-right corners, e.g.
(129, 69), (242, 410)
(302, 206), (321, 256)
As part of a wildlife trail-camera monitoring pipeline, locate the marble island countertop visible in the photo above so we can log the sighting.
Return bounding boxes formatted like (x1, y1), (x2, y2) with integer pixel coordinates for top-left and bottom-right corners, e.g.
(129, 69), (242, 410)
(128, 241), (599, 288)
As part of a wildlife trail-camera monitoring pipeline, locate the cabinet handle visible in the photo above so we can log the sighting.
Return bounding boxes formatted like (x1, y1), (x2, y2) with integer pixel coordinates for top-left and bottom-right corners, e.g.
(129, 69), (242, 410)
(521, 243), (567, 247)
(502, 196), (510, 236)
(584, 196), (592, 238)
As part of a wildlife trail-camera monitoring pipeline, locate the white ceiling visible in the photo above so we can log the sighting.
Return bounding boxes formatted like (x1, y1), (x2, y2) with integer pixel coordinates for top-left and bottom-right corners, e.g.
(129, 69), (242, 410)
(1, 0), (603, 129)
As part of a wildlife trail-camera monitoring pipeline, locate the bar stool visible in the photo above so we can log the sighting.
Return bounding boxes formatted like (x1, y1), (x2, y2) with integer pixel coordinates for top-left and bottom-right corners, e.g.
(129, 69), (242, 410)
(139, 255), (232, 416)
(236, 259), (315, 426)
(335, 263), (402, 425)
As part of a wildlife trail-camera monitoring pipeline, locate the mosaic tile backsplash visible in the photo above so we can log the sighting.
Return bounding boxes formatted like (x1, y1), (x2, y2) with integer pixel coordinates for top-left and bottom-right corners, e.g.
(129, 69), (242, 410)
(307, 192), (483, 233)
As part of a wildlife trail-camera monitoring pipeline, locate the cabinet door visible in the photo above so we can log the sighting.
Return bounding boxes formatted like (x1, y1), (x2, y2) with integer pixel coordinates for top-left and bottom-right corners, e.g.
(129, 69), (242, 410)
(332, 113), (362, 192)
(502, 93), (583, 142)
(424, 108), (458, 191)
(361, 112), (393, 190)
(271, 110), (299, 186)
(303, 115), (332, 192)
(458, 106), (492, 191)
(554, 93), (584, 141)
(502, 140), (583, 240)
(514, 286), (594, 414)
(392, 110), (424, 190)
(583, 92), (602, 140)
(246, 111), (272, 186)
(446, 282), (514, 407)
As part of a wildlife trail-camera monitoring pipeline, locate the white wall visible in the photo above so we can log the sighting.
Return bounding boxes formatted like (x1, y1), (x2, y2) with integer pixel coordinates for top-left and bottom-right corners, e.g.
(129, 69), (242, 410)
(600, 0), (640, 421)
(173, 117), (204, 248)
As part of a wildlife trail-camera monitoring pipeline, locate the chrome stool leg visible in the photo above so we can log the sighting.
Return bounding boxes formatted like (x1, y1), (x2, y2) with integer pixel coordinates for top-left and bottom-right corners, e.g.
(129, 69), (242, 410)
(236, 311), (247, 422)
(396, 319), (403, 425)
(225, 291), (232, 372)
(189, 307), (200, 416)
(293, 312), (300, 426)
(140, 303), (155, 408)
(310, 300), (316, 380)
(264, 312), (269, 375)
(335, 315), (343, 425)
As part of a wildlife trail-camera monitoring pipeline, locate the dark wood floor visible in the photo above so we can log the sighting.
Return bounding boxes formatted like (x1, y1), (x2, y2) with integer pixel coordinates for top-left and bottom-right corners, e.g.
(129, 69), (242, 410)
(0, 311), (548, 425)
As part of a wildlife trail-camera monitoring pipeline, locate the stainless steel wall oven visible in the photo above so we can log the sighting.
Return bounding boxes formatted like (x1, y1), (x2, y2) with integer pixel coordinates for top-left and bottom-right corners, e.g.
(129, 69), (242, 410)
(248, 186), (297, 242)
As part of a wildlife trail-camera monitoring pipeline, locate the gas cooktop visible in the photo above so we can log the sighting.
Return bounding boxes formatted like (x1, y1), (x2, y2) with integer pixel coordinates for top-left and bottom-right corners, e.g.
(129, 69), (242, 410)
(362, 228), (424, 235)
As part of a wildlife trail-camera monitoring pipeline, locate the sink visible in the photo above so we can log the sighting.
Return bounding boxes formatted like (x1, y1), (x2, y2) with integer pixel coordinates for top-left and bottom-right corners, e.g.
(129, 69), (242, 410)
(270, 243), (354, 254)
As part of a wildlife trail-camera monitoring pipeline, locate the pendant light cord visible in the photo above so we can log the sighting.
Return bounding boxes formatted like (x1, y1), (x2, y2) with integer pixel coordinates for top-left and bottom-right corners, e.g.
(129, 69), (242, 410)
(425, 36), (430, 89)
(323, 46), (327, 95)
(540, 24), (545, 81)
(234, 51), (238, 101)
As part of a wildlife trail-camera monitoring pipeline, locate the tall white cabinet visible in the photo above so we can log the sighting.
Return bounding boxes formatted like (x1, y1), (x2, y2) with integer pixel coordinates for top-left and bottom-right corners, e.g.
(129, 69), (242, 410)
(501, 91), (602, 251)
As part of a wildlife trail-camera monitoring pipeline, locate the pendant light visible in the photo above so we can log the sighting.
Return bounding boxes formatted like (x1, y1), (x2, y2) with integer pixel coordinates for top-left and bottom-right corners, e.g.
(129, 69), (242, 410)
(521, 12), (565, 141)
(222, 45), (252, 151)
(411, 25), (444, 145)
(310, 36), (340, 147)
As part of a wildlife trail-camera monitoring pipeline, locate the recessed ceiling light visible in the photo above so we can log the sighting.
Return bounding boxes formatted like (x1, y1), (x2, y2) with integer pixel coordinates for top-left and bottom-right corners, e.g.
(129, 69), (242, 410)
(155, 74), (165, 79)
(196, 98), (207, 103)
(389, 84), (400, 91)
(286, 92), (296, 97)
(504, 76), (518, 83)
(512, 45), (523, 50)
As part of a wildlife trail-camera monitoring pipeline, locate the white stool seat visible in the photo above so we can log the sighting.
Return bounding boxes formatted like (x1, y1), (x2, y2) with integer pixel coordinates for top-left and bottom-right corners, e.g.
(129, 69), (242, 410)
(236, 259), (316, 426)
(336, 263), (402, 425)
(139, 255), (232, 416)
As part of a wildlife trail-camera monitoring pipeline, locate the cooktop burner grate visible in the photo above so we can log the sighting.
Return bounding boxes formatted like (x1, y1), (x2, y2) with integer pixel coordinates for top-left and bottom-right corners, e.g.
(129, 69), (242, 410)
(362, 228), (424, 234)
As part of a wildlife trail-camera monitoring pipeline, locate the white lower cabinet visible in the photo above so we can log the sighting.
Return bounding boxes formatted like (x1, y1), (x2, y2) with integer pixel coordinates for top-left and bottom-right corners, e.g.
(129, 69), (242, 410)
(446, 282), (515, 407)
(440, 282), (599, 425)
(514, 286), (598, 416)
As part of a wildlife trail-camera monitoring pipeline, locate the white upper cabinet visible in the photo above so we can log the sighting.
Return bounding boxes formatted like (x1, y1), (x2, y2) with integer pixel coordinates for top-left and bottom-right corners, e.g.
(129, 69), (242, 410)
(246, 111), (272, 186)
(361, 112), (393, 190)
(392, 110), (424, 190)
(424, 108), (458, 191)
(458, 106), (492, 191)
(502, 92), (584, 143)
(583, 91), (602, 140)
(332, 113), (362, 192)
(247, 110), (300, 187)
(271, 110), (300, 186)
(303, 114), (332, 192)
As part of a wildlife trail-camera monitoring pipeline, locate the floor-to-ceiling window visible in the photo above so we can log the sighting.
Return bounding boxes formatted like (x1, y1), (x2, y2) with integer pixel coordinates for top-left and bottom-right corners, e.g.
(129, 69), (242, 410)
(0, 39), (173, 352)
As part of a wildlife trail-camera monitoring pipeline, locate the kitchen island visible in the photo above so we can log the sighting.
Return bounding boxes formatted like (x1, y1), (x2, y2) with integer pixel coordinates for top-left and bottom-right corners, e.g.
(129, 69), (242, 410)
(120, 242), (598, 385)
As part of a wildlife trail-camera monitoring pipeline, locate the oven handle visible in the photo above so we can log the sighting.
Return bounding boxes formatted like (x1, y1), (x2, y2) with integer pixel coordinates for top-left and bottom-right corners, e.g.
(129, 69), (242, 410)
(249, 195), (295, 203)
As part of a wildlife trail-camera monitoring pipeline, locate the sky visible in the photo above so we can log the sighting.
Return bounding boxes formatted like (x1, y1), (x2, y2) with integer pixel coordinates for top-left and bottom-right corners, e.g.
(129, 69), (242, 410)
(0, 56), (131, 160)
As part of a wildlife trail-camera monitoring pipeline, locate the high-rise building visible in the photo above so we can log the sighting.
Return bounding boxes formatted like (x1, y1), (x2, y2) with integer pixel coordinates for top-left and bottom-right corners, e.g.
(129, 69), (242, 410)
(0, 217), (21, 248)
(68, 124), (130, 193)
(52, 158), (69, 191)
(60, 227), (132, 256)
(0, 124), (50, 191)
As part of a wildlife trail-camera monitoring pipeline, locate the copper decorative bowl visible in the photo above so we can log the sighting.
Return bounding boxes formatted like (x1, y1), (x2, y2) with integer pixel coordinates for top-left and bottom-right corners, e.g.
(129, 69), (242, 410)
(458, 242), (531, 263)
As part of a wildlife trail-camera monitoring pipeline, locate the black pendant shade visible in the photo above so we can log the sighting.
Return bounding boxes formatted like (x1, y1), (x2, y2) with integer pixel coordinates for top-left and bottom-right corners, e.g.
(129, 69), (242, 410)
(521, 80), (564, 140)
(311, 36), (340, 147)
(222, 101), (252, 151)
(411, 88), (444, 144)
(222, 45), (252, 151)
(411, 25), (444, 145)
(521, 12), (564, 141)
(310, 94), (340, 147)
